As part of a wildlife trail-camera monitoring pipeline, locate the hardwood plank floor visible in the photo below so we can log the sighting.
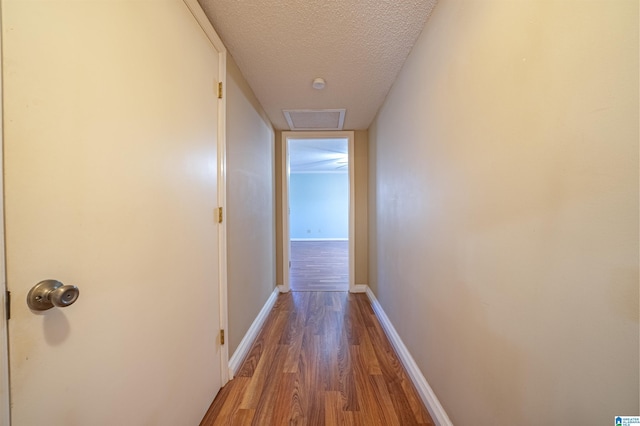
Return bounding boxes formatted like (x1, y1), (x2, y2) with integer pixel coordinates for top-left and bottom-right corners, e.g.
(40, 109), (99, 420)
(290, 241), (348, 292)
(200, 292), (434, 426)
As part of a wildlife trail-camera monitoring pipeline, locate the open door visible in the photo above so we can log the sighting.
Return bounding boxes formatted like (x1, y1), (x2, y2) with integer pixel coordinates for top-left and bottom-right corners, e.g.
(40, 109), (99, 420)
(2, 1), (227, 424)
(280, 131), (356, 293)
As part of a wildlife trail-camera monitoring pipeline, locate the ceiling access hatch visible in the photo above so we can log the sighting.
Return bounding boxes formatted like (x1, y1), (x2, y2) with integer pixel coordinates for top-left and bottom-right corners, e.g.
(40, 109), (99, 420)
(283, 109), (346, 131)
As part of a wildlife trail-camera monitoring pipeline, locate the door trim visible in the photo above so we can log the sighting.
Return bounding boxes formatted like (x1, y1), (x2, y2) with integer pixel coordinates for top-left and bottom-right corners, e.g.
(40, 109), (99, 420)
(280, 131), (355, 293)
(183, 0), (230, 385)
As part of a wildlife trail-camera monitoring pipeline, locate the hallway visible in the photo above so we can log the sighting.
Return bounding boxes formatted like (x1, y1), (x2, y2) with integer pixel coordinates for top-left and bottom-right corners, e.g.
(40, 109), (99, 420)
(200, 292), (434, 425)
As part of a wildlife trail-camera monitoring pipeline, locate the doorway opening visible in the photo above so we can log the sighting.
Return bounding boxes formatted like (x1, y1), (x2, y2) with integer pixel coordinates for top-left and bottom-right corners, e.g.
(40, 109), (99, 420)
(281, 131), (355, 293)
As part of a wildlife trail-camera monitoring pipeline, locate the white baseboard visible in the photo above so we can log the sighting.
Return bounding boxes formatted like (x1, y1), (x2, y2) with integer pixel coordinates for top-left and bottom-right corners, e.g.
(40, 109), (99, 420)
(365, 287), (453, 426)
(351, 284), (368, 293)
(290, 238), (348, 242)
(228, 287), (279, 378)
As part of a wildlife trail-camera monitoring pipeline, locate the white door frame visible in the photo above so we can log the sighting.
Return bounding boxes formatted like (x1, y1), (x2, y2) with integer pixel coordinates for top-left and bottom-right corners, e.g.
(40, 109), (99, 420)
(280, 131), (356, 293)
(183, 0), (230, 387)
(0, 2), (230, 423)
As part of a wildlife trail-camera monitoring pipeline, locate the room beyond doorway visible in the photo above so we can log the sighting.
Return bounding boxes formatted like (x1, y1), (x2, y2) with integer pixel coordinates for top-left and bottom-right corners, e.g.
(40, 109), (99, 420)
(280, 131), (355, 293)
(290, 241), (349, 291)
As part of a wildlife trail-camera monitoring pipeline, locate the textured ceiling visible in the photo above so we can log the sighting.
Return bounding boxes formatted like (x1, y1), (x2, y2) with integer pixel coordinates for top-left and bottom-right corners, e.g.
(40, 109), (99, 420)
(198, 0), (437, 130)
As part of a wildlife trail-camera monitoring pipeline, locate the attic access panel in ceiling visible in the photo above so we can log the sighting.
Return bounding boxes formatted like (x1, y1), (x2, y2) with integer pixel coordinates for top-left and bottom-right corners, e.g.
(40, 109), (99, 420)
(283, 109), (346, 131)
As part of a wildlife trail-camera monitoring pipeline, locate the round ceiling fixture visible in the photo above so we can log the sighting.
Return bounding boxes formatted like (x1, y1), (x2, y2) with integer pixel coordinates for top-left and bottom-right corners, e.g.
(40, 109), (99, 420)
(312, 77), (326, 90)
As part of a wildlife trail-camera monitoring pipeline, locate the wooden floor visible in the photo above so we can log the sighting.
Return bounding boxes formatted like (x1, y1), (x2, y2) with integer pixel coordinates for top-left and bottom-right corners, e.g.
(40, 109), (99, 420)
(290, 241), (348, 292)
(200, 292), (434, 426)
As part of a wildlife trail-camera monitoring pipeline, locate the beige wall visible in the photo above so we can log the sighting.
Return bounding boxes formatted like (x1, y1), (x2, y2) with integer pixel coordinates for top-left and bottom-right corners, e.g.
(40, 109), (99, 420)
(226, 54), (275, 355)
(275, 130), (368, 286)
(369, 0), (639, 424)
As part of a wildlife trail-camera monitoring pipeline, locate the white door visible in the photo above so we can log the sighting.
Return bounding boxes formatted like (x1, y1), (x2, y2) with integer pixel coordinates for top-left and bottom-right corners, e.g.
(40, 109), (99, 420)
(3, 1), (224, 424)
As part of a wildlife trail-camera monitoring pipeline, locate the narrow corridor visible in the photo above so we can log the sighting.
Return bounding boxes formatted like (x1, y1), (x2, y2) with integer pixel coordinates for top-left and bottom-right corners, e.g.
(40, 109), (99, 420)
(201, 292), (434, 425)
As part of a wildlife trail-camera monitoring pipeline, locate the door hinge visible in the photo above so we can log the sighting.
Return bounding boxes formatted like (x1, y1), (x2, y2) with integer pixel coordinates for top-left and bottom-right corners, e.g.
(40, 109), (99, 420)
(220, 329), (225, 345)
(217, 82), (223, 99)
(217, 207), (223, 224)
(5, 291), (10, 320)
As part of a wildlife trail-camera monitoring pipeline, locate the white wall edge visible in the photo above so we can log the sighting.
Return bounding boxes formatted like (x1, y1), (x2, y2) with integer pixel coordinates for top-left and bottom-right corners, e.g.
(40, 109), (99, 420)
(182, 0), (226, 53)
(228, 287), (279, 378)
(365, 287), (453, 426)
(280, 132), (291, 293)
(347, 133), (355, 294)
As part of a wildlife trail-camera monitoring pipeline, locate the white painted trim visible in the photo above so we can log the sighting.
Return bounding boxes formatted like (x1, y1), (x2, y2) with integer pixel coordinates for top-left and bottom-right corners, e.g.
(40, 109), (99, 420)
(0, 5), (10, 424)
(182, 0), (226, 53)
(347, 134), (355, 293)
(281, 131), (356, 293)
(228, 287), (279, 378)
(365, 287), (453, 426)
(216, 48), (229, 387)
(183, 0), (229, 386)
(280, 134), (291, 292)
(290, 238), (348, 242)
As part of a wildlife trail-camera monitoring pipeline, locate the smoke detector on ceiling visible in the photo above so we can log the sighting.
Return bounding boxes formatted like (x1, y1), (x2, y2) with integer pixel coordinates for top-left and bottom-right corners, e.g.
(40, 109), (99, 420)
(283, 109), (346, 131)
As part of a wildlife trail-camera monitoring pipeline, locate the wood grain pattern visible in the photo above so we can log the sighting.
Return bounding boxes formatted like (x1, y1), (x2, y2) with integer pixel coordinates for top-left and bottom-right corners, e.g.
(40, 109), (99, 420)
(200, 292), (434, 425)
(290, 241), (348, 291)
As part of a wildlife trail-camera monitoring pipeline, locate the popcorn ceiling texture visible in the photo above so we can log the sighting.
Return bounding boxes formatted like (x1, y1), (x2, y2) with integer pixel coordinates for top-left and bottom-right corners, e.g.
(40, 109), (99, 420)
(198, 0), (437, 130)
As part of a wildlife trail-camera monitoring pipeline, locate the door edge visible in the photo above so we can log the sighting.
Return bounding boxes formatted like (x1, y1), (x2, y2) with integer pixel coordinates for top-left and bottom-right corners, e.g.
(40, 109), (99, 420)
(182, 0), (230, 387)
(0, 2), (11, 423)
